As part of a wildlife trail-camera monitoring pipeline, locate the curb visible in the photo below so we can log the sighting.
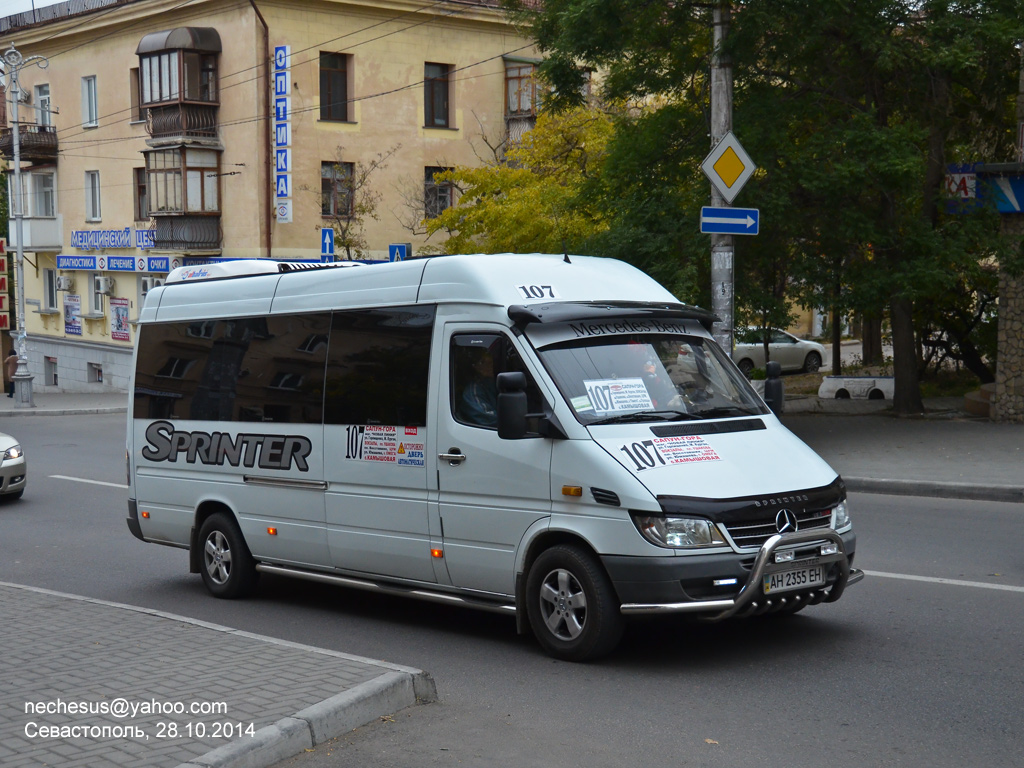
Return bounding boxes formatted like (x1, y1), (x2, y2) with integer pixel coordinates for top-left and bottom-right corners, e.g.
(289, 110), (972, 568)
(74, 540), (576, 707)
(177, 672), (436, 768)
(845, 476), (1024, 504)
(0, 406), (127, 418)
(1, 581), (437, 768)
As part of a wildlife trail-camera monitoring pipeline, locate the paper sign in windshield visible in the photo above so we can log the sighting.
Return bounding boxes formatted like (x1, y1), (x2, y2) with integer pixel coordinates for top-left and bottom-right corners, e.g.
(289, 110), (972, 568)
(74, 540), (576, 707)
(582, 378), (653, 413)
(617, 435), (721, 473)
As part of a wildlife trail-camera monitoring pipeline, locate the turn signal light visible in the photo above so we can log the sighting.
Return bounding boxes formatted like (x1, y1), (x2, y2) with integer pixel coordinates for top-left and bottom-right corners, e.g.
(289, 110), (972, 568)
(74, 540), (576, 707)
(267, 527), (278, 536)
(431, 548), (444, 558)
(562, 485), (583, 497)
(141, 511), (150, 519)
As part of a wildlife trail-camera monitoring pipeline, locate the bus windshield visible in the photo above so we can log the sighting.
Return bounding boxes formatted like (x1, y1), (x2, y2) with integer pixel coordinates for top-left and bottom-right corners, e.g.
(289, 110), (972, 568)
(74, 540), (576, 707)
(534, 331), (767, 426)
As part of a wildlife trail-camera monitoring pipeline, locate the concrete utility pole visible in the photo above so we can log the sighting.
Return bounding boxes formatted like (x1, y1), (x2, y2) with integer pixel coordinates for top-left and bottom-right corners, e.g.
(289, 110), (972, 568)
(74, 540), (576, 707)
(709, 1), (734, 354)
(2, 42), (48, 408)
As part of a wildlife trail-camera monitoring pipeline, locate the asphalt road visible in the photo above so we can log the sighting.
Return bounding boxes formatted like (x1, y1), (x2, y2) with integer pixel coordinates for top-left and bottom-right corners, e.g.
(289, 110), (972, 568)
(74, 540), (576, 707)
(2, 413), (1022, 768)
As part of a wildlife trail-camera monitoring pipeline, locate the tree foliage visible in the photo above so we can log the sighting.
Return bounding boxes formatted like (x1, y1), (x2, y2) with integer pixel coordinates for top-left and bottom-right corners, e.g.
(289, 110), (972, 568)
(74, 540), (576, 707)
(504, 0), (1024, 413)
(425, 107), (613, 254)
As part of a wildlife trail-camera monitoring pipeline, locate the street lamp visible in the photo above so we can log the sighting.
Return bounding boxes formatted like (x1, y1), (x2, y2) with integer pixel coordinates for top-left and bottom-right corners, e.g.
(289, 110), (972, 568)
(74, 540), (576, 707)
(2, 42), (49, 408)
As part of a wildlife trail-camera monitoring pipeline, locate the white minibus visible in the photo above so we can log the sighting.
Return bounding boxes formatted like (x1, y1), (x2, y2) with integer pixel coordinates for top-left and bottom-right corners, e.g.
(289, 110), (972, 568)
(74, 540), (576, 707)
(127, 253), (862, 660)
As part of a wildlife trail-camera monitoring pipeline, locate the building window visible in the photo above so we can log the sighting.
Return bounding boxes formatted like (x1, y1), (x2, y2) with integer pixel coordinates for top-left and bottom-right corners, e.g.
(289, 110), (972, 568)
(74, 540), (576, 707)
(321, 161), (354, 216)
(88, 363), (104, 383)
(45, 357), (58, 386)
(133, 168), (148, 221)
(129, 68), (148, 123)
(81, 75), (98, 127)
(90, 273), (105, 314)
(140, 51), (179, 104)
(34, 83), (51, 126)
(32, 172), (55, 217)
(183, 52), (217, 101)
(85, 171), (102, 221)
(43, 269), (58, 311)
(505, 63), (537, 117)
(425, 166), (454, 219)
(319, 53), (349, 121)
(146, 148), (220, 213)
(424, 63), (451, 128)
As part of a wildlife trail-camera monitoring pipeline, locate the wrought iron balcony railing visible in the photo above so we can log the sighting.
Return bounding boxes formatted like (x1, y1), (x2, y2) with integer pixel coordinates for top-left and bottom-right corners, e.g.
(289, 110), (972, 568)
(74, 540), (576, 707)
(0, 123), (58, 162)
(145, 102), (218, 139)
(148, 214), (222, 251)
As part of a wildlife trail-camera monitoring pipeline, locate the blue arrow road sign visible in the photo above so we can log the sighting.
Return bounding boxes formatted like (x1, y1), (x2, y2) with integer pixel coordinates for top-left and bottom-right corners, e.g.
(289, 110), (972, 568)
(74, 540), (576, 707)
(320, 229), (335, 262)
(700, 206), (759, 235)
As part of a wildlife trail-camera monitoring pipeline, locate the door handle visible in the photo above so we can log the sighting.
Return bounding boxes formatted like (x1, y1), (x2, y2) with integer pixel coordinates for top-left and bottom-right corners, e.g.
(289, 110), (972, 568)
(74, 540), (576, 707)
(439, 448), (466, 466)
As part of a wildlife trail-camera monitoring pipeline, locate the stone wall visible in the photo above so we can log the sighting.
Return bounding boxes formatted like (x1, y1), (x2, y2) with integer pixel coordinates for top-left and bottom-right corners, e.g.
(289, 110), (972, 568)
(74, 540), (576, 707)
(992, 213), (1024, 422)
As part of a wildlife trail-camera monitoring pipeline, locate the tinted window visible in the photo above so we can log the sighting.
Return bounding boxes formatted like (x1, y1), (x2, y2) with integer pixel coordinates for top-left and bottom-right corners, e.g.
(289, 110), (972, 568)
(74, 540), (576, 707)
(133, 313), (330, 423)
(324, 307), (435, 427)
(450, 333), (545, 430)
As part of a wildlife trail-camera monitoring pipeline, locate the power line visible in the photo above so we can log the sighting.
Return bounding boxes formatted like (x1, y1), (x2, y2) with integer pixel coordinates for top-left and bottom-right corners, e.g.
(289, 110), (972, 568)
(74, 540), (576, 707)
(47, 0), (470, 144)
(54, 44), (530, 157)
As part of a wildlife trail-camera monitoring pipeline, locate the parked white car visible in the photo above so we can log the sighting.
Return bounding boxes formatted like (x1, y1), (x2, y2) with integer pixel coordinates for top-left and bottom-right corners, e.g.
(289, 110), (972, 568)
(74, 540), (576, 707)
(732, 328), (826, 377)
(0, 431), (26, 500)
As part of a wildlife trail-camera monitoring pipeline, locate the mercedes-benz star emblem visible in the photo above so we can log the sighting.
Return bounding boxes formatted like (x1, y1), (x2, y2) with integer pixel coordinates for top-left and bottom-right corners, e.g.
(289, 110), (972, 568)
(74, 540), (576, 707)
(775, 509), (798, 534)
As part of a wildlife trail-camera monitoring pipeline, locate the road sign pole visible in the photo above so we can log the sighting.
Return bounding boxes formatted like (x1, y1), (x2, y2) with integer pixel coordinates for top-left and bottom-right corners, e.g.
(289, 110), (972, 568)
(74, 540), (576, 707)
(709, 1), (734, 355)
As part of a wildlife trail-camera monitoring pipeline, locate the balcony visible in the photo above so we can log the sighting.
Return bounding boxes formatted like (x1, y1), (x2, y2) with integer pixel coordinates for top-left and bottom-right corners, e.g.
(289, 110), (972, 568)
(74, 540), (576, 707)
(145, 103), (218, 140)
(0, 124), (58, 162)
(5, 215), (63, 251)
(148, 214), (221, 251)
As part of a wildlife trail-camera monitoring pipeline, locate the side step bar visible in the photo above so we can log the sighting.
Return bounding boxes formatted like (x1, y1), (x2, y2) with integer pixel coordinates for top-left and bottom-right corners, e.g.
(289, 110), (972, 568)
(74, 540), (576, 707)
(255, 563), (517, 615)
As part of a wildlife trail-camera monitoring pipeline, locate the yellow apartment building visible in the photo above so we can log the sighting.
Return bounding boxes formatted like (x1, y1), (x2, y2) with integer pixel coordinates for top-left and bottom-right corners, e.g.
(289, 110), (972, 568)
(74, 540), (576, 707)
(0, 0), (540, 392)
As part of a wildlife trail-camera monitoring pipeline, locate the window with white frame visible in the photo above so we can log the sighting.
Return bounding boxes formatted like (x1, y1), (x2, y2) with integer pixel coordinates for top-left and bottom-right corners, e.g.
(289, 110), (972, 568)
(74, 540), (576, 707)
(85, 171), (101, 221)
(43, 269), (58, 311)
(34, 83), (52, 126)
(33, 172), (55, 217)
(81, 75), (98, 127)
(90, 273), (104, 314)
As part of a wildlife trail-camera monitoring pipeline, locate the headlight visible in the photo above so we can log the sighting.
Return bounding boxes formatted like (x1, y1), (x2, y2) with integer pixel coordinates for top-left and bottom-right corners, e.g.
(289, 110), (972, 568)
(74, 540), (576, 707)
(4, 444), (22, 460)
(832, 499), (851, 530)
(632, 514), (727, 548)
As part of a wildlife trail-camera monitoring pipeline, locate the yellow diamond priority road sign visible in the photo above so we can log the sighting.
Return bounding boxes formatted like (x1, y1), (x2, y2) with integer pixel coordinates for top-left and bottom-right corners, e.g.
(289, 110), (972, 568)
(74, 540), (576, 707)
(701, 131), (756, 204)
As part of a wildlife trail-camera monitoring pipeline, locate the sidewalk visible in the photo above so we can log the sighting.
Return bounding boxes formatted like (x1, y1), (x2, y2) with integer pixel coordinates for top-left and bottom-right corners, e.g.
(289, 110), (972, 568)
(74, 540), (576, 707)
(0, 391), (128, 417)
(1, 582), (436, 768)
(781, 395), (1024, 504)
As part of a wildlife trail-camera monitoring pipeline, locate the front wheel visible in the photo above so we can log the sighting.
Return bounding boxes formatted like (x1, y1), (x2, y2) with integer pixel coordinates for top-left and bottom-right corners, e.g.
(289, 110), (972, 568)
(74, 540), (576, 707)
(198, 512), (258, 599)
(525, 545), (624, 662)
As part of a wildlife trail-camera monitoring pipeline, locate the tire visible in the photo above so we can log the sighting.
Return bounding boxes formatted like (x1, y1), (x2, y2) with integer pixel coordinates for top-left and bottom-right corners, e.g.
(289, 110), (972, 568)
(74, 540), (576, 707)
(198, 512), (258, 599)
(737, 358), (754, 378)
(803, 352), (822, 373)
(525, 545), (624, 662)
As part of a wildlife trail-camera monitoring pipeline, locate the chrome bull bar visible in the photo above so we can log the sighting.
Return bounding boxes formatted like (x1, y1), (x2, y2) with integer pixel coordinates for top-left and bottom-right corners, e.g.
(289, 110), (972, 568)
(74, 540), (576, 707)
(620, 528), (864, 619)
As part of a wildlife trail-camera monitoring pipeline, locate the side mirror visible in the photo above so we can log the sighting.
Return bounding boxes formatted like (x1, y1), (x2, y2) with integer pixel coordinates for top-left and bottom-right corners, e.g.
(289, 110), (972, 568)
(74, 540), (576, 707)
(763, 360), (784, 415)
(496, 372), (528, 439)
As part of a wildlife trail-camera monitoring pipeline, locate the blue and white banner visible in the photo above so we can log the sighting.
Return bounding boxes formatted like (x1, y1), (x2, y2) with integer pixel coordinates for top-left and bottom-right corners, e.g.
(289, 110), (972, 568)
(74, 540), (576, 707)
(274, 44), (292, 225)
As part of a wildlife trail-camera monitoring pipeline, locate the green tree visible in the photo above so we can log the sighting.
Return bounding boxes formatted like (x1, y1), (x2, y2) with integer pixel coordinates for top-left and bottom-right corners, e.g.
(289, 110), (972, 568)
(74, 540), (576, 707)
(507, 0), (1024, 414)
(425, 107), (614, 254)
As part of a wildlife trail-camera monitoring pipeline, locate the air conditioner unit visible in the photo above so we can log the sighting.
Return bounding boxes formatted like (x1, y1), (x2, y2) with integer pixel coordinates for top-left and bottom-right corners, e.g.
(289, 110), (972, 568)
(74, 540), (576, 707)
(56, 276), (75, 291)
(96, 276), (115, 296)
(17, 89), (31, 104)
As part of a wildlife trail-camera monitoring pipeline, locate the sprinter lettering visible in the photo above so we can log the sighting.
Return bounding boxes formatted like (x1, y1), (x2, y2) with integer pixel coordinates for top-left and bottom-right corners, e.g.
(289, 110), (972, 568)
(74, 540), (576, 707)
(141, 421), (312, 471)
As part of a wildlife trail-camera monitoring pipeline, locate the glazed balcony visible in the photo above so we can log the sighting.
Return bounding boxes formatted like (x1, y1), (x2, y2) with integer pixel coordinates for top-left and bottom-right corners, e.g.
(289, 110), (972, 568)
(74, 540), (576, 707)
(0, 123), (58, 162)
(148, 214), (222, 251)
(145, 102), (218, 140)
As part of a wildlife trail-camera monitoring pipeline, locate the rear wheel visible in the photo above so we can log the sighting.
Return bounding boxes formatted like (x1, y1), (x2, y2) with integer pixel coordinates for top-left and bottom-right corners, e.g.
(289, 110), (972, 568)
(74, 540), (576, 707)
(525, 545), (624, 662)
(737, 358), (754, 378)
(198, 512), (258, 599)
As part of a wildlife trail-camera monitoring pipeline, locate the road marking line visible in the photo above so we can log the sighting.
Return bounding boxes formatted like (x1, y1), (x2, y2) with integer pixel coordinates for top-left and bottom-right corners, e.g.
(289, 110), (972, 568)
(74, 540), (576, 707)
(865, 570), (1024, 593)
(50, 474), (128, 489)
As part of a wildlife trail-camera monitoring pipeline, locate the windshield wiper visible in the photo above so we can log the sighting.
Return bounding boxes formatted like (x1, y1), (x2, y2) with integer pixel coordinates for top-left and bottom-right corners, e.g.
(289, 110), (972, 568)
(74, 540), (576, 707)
(691, 406), (761, 419)
(588, 410), (699, 426)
